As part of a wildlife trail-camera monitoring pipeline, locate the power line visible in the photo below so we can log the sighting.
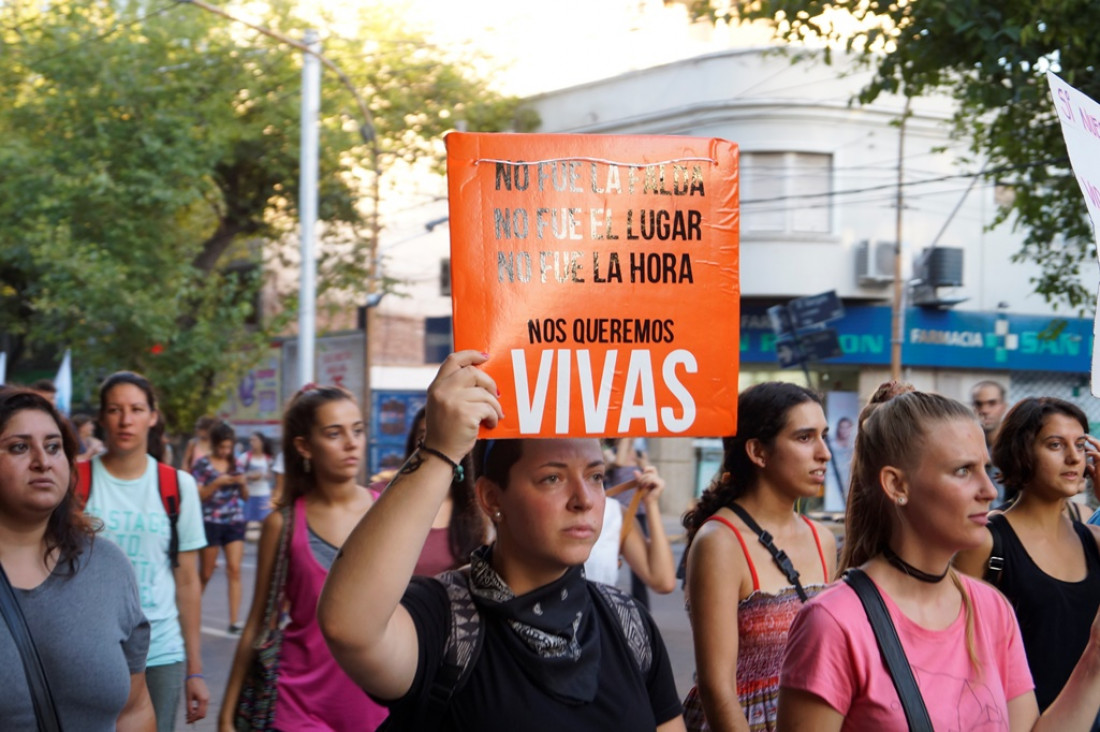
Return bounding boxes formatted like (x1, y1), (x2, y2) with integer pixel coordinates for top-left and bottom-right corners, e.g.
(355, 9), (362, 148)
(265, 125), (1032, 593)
(744, 183), (1000, 216)
(741, 158), (1068, 206)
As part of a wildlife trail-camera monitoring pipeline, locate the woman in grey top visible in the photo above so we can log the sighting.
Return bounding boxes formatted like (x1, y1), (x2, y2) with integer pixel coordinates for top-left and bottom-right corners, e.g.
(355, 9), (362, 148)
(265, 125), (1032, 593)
(0, 387), (152, 730)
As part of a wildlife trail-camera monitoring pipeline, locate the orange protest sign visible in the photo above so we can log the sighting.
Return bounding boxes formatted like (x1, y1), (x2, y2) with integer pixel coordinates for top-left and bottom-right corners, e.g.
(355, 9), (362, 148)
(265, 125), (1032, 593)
(447, 132), (739, 438)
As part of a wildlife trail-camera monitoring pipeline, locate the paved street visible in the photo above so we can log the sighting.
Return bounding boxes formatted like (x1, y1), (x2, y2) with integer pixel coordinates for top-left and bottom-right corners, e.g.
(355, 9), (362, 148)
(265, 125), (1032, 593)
(175, 516), (697, 731)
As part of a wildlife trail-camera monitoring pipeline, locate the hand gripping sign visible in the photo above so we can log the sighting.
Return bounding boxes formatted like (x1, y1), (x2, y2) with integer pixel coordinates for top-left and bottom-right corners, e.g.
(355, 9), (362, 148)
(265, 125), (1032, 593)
(447, 132), (739, 438)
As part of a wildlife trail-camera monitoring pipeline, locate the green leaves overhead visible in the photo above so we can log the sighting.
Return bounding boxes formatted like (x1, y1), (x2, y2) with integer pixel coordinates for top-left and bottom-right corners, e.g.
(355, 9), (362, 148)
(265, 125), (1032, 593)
(0, 0), (525, 429)
(679, 0), (1100, 309)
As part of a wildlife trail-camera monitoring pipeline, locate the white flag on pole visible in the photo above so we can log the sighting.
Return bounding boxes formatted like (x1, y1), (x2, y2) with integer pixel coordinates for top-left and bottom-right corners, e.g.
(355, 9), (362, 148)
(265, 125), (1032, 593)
(54, 349), (72, 416)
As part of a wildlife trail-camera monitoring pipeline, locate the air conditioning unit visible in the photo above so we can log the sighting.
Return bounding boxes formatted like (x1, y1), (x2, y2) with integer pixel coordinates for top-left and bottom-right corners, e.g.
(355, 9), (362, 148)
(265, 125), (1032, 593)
(911, 246), (968, 308)
(914, 247), (964, 287)
(855, 240), (895, 286)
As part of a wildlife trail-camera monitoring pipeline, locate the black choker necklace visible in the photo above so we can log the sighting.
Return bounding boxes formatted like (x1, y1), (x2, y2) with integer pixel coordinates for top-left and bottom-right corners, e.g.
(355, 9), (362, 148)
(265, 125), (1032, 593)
(882, 547), (950, 583)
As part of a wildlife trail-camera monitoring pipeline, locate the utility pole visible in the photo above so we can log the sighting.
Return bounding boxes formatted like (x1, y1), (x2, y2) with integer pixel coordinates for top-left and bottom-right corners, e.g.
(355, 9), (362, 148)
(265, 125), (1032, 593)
(299, 29), (320, 385)
(180, 0), (382, 393)
(891, 98), (911, 381)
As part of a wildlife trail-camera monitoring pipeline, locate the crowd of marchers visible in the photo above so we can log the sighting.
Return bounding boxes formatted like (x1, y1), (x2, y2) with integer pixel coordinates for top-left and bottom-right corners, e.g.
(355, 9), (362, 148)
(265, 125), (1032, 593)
(4, 367), (1100, 732)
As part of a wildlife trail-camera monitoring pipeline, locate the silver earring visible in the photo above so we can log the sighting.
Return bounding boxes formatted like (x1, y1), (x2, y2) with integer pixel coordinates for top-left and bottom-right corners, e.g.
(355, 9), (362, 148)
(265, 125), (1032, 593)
(896, 495), (907, 506)
(304, 457), (311, 474)
(492, 510), (502, 523)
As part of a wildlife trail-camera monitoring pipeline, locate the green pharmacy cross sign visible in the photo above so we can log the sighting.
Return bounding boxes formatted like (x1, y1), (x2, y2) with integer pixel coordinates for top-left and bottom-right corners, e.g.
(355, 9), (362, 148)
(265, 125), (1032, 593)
(987, 316), (1019, 364)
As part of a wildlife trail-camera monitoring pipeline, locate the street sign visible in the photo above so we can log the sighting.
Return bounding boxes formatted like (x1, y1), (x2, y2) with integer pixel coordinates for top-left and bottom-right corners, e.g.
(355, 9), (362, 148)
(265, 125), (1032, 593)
(798, 328), (843, 361)
(776, 338), (801, 368)
(767, 305), (794, 336)
(775, 328), (843, 369)
(788, 290), (844, 329)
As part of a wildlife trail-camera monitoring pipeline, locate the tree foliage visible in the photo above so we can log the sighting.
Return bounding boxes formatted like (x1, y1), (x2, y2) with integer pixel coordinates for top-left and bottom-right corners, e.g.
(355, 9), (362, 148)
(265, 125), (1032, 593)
(0, 0), (527, 429)
(676, 0), (1100, 310)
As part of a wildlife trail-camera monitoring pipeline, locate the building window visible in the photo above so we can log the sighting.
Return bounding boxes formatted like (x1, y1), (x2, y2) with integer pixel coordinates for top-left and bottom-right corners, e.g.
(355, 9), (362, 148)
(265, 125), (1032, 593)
(742, 152), (833, 235)
(439, 258), (451, 297)
(424, 316), (453, 364)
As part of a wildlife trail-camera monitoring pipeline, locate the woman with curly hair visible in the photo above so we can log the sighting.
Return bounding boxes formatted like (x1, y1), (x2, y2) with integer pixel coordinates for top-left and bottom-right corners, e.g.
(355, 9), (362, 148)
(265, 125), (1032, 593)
(681, 381), (836, 731)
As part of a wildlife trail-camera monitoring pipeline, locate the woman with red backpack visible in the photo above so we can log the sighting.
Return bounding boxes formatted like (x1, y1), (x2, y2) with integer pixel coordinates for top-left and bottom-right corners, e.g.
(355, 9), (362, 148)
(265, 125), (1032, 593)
(82, 371), (209, 731)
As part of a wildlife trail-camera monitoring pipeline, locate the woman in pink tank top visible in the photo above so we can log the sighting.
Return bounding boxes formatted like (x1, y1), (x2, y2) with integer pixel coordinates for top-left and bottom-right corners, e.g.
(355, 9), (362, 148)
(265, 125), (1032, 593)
(400, 407), (486, 576)
(220, 385), (387, 731)
(680, 382), (837, 732)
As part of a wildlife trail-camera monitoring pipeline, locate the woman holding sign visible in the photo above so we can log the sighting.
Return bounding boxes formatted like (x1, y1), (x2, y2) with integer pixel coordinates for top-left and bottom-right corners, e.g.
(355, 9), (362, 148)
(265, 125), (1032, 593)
(318, 351), (685, 731)
(681, 382), (837, 732)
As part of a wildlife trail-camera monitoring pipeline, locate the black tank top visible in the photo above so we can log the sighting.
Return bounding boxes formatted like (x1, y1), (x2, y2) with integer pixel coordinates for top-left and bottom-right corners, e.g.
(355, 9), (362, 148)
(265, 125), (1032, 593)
(988, 513), (1100, 711)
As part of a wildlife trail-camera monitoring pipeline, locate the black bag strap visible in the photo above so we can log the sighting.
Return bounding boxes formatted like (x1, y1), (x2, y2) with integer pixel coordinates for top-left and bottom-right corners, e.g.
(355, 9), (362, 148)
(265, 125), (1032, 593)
(843, 569), (932, 732)
(0, 564), (63, 732)
(727, 502), (808, 602)
(983, 519), (1005, 585)
(261, 506), (294, 632)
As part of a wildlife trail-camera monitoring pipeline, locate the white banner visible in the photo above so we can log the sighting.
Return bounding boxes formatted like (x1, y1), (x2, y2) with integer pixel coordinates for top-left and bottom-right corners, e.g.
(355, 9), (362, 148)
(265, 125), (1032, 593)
(1047, 72), (1100, 396)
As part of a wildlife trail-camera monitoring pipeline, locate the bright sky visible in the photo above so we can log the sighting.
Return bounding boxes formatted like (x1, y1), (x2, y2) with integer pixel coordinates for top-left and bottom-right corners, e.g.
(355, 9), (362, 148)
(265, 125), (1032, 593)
(307, 0), (775, 97)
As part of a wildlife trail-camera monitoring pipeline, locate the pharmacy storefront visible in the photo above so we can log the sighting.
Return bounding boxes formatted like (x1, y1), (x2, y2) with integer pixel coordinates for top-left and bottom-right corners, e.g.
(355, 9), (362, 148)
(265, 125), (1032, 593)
(691, 305), (1096, 509)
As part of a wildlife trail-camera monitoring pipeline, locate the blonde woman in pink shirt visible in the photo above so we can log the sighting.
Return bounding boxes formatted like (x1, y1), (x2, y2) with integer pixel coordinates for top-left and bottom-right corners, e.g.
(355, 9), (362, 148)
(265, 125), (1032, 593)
(778, 389), (1100, 731)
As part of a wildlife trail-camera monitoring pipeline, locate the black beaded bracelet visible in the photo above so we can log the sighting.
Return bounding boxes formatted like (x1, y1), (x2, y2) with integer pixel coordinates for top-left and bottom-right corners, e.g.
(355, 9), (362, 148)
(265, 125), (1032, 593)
(418, 441), (465, 483)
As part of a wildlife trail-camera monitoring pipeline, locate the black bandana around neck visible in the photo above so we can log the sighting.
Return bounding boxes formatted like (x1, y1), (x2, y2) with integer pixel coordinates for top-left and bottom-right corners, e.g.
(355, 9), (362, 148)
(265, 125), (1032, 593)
(467, 544), (601, 704)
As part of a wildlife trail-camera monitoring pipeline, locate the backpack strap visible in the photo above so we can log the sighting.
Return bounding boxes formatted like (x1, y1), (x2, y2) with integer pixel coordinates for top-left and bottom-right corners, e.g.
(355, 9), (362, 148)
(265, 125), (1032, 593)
(75, 460), (92, 507)
(156, 463), (182, 569)
(73, 460), (182, 567)
(983, 518), (1005, 586)
(420, 568), (483, 727)
(591, 581), (652, 675)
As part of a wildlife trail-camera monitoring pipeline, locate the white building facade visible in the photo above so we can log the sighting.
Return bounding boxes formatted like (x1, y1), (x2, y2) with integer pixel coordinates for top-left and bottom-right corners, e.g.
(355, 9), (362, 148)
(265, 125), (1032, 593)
(371, 48), (1098, 511)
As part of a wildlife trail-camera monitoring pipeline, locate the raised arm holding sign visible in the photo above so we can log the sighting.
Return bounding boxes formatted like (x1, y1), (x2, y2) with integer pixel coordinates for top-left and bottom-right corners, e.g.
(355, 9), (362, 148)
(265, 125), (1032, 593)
(319, 351), (687, 731)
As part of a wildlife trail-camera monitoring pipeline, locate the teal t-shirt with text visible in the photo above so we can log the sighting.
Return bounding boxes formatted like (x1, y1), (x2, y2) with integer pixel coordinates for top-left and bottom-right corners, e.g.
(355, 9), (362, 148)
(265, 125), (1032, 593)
(84, 455), (206, 667)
